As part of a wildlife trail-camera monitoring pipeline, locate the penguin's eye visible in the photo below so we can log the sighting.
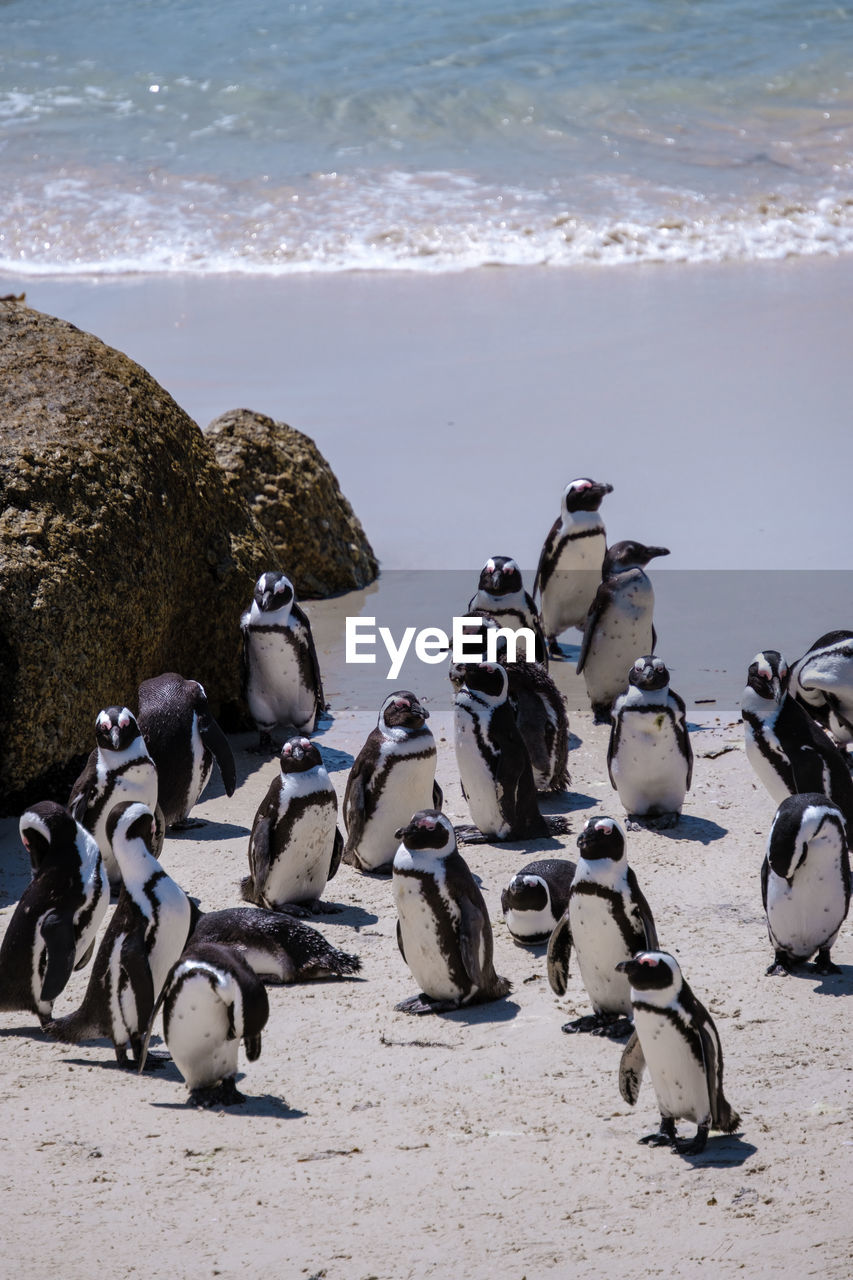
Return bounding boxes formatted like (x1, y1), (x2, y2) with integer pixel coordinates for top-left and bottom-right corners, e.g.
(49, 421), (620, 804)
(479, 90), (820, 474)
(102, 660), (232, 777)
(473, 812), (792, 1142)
(594, 819), (613, 832)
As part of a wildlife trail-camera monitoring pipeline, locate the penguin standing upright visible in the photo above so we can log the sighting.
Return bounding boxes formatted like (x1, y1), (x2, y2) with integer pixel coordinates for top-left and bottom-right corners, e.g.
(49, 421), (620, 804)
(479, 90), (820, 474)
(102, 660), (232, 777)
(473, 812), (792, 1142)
(241, 571), (325, 752)
(468, 556), (547, 666)
(501, 857), (577, 945)
(577, 540), (670, 723)
(453, 662), (547, 841)
(392, 810), (511, 1014)
(343, 691), (443, 874)
(761, 792), (850, 976)
(0, 802), (109, 1024)
(534, 477), (613, 656)
(617, 951), (741, 1155)
(608, 655), (693, 829)
(790, 630), (853, 748)
(69, 706), (164, 890)
(45, 802), (195, 1068)
(547, 816), (658, 1036)
(140, 940), (269, 1108)
(137, 673), (236, 829)
(242, 737), (343, 914)
(742, 650), (853, 830)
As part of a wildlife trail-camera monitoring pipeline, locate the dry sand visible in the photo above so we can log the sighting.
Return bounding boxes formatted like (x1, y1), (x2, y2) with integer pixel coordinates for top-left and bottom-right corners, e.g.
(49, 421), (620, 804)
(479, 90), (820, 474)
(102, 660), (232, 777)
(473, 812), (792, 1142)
(1, 659), (851, 1279)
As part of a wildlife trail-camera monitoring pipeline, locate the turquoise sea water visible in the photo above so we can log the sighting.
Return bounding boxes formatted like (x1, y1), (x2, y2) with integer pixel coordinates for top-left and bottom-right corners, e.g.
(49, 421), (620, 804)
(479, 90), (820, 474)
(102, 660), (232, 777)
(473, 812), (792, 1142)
(2, 0), (852, 273)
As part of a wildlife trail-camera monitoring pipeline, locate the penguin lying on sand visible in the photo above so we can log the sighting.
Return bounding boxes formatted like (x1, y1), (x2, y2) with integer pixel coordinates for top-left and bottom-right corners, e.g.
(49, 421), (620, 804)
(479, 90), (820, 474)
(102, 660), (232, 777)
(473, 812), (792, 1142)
(191, 907), (361, 983)
(501, 858), (576, 945)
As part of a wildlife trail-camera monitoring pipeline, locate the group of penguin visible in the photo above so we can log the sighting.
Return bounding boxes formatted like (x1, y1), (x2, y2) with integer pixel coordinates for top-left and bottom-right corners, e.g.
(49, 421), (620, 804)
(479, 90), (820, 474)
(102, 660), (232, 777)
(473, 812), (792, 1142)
(2, 477), (852, 1154)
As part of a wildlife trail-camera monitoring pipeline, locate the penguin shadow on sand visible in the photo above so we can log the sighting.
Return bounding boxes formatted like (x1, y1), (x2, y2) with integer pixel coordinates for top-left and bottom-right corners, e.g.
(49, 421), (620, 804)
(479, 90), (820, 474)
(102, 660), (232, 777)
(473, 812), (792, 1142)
(779, 962), (853, 999)
(640, 812), (728, 845)
(670, 1131), (758, 1169)
(323, 901), (379, 932)
(429, 996), (521, 1026)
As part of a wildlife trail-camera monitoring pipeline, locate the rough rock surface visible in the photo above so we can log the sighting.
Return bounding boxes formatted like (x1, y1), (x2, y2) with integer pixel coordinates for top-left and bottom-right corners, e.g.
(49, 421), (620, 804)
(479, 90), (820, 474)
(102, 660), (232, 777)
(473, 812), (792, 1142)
(0, 300), (276, 803)
(206, 409), (378, 597)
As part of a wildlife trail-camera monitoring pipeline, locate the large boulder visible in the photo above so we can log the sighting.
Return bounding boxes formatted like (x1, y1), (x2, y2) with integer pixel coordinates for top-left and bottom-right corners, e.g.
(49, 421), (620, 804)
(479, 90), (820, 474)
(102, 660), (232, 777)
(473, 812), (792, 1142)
(0, 300), (276, 805)
(206, 409), (378, 597)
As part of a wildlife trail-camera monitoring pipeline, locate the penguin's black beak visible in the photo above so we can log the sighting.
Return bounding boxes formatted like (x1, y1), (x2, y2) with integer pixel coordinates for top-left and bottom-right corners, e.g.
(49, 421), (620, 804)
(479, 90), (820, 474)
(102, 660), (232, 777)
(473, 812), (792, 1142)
(615, 960), (630, 973)
(645, 546), (670, 562)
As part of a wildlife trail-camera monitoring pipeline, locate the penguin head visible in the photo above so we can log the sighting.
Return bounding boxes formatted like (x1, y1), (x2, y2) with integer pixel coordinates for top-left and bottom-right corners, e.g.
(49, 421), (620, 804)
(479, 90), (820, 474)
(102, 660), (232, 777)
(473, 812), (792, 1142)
(476, 556), (523, 598)
(394, 810), (455, 855)
(616, 950), (681, 995)
(106, 801), (157, 853)
(577, 815), (626, 862)
(253, 571), (294, 614)
(628, 655), (670, 692)
(19, 801), (79, 872)
(379, 691), (429, 732)
(503, 872), (550, 913)
(449, 615), (502, 690)
(95, 707), (141, 753)
(603, 541), (670, 577)
(746, 651), (788, 703)
(279, 736), (322, 773)
(458, 661), (509, 704)
(562, 477), (613, 515)
(767, 793), (845, 883)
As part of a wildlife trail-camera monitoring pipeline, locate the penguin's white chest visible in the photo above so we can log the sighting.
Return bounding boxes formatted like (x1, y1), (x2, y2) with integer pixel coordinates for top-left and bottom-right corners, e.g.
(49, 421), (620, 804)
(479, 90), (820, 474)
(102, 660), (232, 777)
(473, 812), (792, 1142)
(765, 841), (848, 958)
(357, 742), (437, 869)
(264, 785), (337, 905)
(246, 628), (315, 732)
(633, 1006), (710, 1124)
(394, 870), (464, 1001)
(611, 709), (688, 815)
(166, 972), (242, 1090)
(583, 586), (654, 704)
(541, 526), (605, 634)
(146, 878), (193, 998)
(569, 892), (633, 1014)
(454, 705), (511, 839)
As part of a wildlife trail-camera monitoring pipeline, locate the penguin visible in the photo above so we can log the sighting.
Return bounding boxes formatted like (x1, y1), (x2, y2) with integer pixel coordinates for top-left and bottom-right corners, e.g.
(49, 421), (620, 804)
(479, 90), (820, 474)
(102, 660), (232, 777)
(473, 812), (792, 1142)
(761, 792), (850, 976)
(392, 810), (511, 1014)
(190, 907), (362, 983)
(0, 802), (109, 1024)
(534, 477), (614, 656)
(343, 691), (443, 874)
(790, 630), (853, 748)
(241, 736), (343, 914)
(608, 655), (693, 829)
(453, 661), (548, 841)
(617, 951), (741, 1155)
(137, 673), (236, 829)
(450, 616), (570, 793)
(742, 651), (853, 830)
(468, 556), (548, 666)
(241, 570), (325, 752)
(547, 816), (658, 1037)
(500, 858), (577, 945)
(45, 802), (195, 1068)
(139, 940), (269, 1108)
(577, 540), (670, 723)
(68, 706), (163, 889)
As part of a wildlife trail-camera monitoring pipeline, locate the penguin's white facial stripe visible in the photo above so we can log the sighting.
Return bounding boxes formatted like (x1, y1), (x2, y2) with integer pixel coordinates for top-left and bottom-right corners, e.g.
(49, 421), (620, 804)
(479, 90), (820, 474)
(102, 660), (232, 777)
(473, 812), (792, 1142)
(504, 559), (518, 573)
(593, 818), (615, 833)
(633, 659), (645, 671)
(20, 811), (52, 845)
(96, 712), (112, 730)
(569, 479), (592, 491)
(118, 710), (131, 729)
(485, 559), (496, 573)
(652, 659), (665, 670)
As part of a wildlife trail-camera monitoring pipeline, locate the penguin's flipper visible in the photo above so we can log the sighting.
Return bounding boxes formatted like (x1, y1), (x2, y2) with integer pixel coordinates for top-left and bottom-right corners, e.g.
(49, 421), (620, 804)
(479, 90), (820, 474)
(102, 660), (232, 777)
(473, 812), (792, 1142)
(534, 517), (562, 599)
(199, 712), (237, 797)
(137, 964), (174, 1074)
(457, 897), (489, 991)
(292, 601), (327, 719)
(396, 918), (407, 964)
(546, 911), (573, 996)
(121, 931), (156, 1066)
(576, 586), (609, 675)
(74, 937), (97, 972)
(68, 751), (98, 821)
(696, 1016), (737, 1133)
(432, 778), (444, 810)
(626, 867), (659, 950)
(606, 716), (620, 787)
(342, 757), (370, 856)
(39, 910), (78, 1002)
(328, 827), (344, 882)
(247, 812), (273, 896)
(618, 1031), (646, 1106)
(760, 855), (769, 913)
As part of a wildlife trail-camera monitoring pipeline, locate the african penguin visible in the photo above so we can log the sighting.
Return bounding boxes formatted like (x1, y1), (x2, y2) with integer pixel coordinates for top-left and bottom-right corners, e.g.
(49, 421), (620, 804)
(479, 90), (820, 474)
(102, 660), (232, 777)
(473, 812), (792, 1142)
(468, 556), (548, 666)
(0, 802), (108, 1024)
(790, 630), (853, 749)
(501, 858), (577, 945)
(534, 477), (613, 656)
(392, 810), (511, 1014)
(617, 951), (740, 1156)
(190, 907), (361, 983)
(742, 650), (853, 831)
(242, 737), (343, 914)
(761, 792), (850, 976)
(139, 940), (269, 1108)
(453, 661), (548, 841)
(241, 570), (326, 752)
(608, 655), (693, 829)
(450, 616), (570, 792)
(137, 673), (236, 829)
(547, 816), (658, 1037)
(577, 540), (670, 723)
(343, 690), (443, 874)
(45, 802), (195, 1068)
(68, 706), (164, 890)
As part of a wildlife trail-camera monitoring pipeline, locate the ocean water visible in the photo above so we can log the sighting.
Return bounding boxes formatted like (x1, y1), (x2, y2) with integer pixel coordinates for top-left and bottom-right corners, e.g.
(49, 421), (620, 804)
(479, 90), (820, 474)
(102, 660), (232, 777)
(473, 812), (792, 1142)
(2, 0), (852, 275)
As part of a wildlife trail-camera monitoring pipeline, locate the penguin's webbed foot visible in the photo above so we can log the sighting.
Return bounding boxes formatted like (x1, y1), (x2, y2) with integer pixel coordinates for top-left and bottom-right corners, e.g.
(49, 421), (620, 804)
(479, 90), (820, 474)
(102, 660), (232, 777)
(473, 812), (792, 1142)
(188, 1077), (246, 1109)
(395, 993), (459, 1016)
(627, 813), (679, 832)
(813, 949), (841, 975)
(248, 732), (277, 756)
(673, 1123), (709, 1156)
(591, 704), (613, 726)
(639, 1117), (677, 1148)
(548, 638), (565, 660)
(170, 816), (206, 831)
(766, 949), (797, 977)
(278, 899), (343, 918)
(137, 1049), (170, 1072)
(561, 1012), (632, 1038)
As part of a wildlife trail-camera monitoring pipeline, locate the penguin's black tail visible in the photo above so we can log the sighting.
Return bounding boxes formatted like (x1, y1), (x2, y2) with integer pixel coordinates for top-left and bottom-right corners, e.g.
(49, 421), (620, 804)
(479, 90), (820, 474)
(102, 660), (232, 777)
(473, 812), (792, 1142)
(43, 998), (104, 1044)
(714, 1098), (741, 1134)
